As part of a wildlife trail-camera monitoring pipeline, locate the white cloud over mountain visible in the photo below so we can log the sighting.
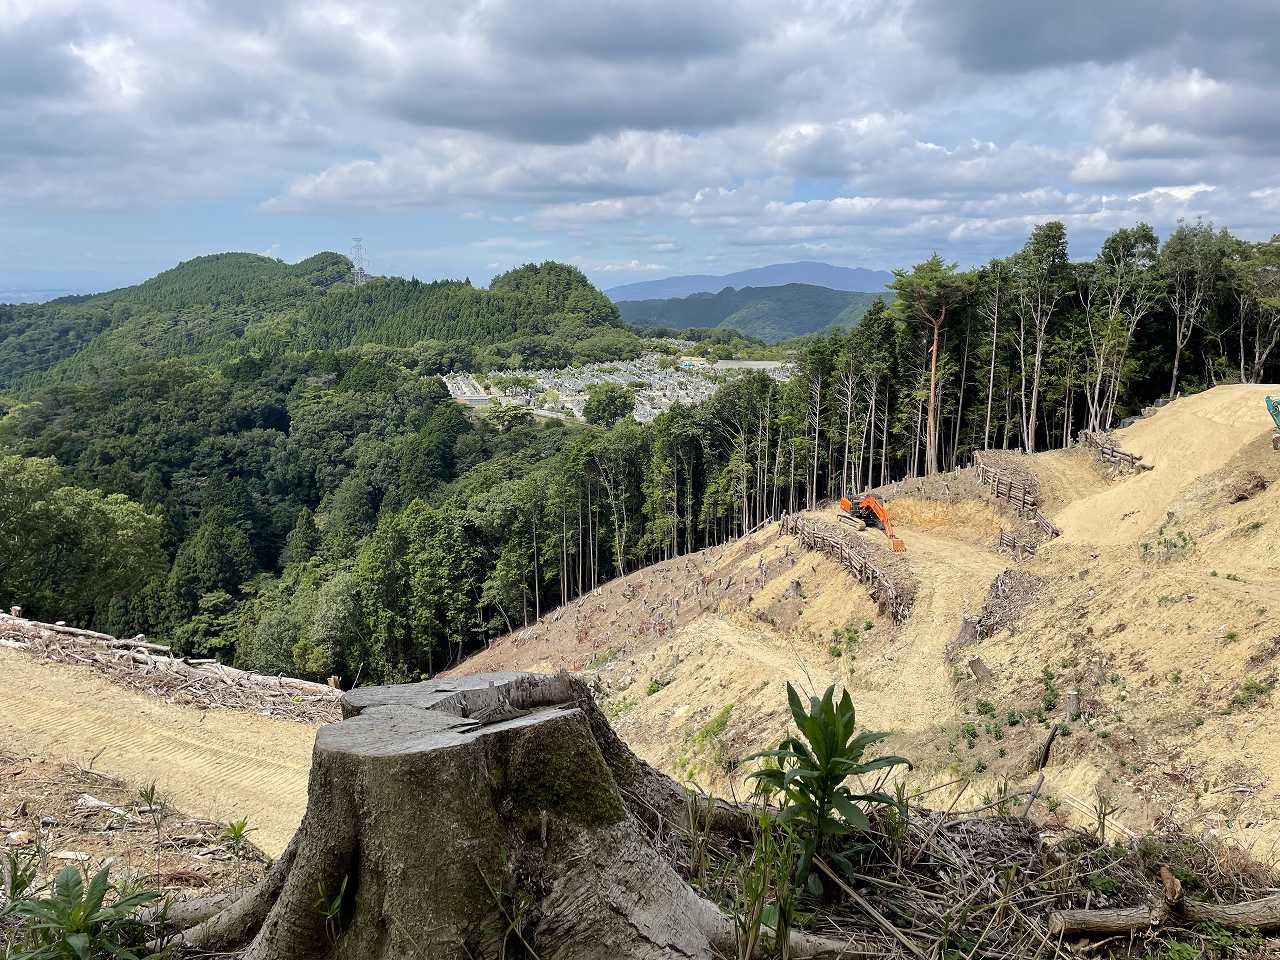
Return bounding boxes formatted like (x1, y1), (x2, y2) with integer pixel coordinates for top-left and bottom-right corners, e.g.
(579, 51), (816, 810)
(2, 0), (1278, 287)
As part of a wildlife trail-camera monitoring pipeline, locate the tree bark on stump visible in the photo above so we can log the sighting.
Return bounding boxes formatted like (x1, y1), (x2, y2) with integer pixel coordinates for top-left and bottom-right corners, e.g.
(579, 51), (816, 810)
(166, 672), (853, 959)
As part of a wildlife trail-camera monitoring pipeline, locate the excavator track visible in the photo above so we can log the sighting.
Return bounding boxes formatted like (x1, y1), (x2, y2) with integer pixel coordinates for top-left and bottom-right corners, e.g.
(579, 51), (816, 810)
(839, 494), (906, 551)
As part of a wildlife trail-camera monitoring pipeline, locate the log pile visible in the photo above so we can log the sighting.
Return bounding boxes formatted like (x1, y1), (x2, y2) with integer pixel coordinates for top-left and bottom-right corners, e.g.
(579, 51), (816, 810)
(946, 568), (1045, 663)
(779, 513), (917, 622)
(976, 569), (1045, 637)
(0, 613), (342, 724)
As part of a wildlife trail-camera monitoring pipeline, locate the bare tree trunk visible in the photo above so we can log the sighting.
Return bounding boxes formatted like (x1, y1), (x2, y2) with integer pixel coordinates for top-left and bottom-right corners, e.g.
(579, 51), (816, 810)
(953, 315), (970, 469)
(982, 274), (1001, 450)
(880, 390), (889, 487)
(809, 372), (822, 509)
(925, 316), (942, 474)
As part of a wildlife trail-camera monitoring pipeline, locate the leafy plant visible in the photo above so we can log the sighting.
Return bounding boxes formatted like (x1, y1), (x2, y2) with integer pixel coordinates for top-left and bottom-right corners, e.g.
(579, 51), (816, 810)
(748, 683), (909, 894)
(137, 783), (166, 838)
(1083, 872), (1117, 896)
(1162, 940), (1200, 960)
(314, 874), (349, 946)
(6, 863), (163, 960)
(2, 848), (39, 911)
(219, 817), (256, 858)
(734, 813), (799, 960)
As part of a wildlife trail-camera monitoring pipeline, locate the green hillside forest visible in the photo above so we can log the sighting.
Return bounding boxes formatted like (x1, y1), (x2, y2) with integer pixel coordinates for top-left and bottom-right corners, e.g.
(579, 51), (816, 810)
(0, 219), (1275, 687)
(615, 282), (883, 342)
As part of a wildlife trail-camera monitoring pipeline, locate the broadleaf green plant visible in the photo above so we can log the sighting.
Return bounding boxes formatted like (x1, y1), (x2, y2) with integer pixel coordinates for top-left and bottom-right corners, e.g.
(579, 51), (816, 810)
(749, 683), (909, 895)
(7, 863), (163, 960)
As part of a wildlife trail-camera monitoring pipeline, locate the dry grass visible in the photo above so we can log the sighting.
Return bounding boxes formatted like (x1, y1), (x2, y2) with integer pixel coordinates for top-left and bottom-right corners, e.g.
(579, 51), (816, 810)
(886, 495), (1007, 543)
(657, 788), (1280, 959)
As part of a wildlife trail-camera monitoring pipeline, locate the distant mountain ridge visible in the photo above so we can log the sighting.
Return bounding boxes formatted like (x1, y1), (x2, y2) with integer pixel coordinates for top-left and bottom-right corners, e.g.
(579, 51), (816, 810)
(606, 261), (893, 301)
(0, 253), (632, 389)
(617, 282), (885, 343)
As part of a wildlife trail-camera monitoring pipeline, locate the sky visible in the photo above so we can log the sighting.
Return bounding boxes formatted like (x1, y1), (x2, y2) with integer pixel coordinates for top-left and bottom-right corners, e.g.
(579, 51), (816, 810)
(3, 0), (1279, 299)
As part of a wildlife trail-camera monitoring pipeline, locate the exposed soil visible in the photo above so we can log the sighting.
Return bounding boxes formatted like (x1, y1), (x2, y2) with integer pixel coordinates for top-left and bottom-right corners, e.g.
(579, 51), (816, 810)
(461, 384), (1280, 850)
(0, 649), (314, 856)
(0, 748), (268, 930)
(1056, 385), (1275, 546)
(953, 384), (1280, 849)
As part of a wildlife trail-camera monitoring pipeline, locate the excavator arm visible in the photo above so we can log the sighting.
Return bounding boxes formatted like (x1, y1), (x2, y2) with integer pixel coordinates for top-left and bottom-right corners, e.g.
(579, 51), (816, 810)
(838, 495), (906, 552)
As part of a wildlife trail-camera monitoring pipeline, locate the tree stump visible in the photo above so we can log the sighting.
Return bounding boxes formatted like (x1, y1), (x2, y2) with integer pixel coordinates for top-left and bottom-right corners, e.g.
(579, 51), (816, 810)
(165, 672), (851, 959)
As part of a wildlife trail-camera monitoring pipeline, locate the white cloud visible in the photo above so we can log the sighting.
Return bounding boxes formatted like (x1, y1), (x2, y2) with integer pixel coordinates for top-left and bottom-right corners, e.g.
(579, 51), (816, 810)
(5, 0), (1280, 282)
(1127, 183), (1215, 204)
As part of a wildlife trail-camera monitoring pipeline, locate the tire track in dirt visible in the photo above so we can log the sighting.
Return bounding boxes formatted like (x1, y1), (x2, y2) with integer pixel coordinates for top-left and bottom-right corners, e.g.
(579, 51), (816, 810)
(845, 526), (1006, 734)
(0, 649), (315, 855)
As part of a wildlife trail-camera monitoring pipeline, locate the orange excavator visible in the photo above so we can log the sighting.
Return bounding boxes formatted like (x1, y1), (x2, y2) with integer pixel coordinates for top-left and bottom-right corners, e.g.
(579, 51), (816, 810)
(838, 495), (906, 552)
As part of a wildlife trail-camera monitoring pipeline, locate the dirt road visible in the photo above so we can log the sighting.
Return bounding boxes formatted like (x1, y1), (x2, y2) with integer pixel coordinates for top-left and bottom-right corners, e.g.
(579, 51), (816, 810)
(0, 649), (315, 855)
(847, 526), (1006, 734)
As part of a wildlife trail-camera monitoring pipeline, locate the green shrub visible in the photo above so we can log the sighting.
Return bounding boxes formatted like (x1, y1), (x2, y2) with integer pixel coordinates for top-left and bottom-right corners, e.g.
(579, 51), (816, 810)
(749, 684), (909, 895)
(1041, 669), (1059, 711)
(1084, 872), (1117, 896)
(1230, 677), (1276, 711)
(4, 863), (165, 960)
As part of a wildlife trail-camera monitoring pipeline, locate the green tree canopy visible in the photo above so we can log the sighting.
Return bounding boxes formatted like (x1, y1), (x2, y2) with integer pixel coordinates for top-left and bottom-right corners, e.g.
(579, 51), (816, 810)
(583, 382), (636, 428)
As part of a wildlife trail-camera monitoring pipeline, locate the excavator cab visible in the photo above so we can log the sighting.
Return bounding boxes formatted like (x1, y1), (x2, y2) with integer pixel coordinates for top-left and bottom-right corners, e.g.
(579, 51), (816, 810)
(1268, 396), (1280, 451)
(838, 495), (906, 552)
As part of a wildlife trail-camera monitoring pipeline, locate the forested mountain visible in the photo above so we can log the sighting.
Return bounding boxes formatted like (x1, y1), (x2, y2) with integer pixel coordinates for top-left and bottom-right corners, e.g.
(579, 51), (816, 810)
(606, 261), (893, 300)
(0, 255), (642, 388)
(0, 222), (1276, 690)
(616, 283), (882, 342)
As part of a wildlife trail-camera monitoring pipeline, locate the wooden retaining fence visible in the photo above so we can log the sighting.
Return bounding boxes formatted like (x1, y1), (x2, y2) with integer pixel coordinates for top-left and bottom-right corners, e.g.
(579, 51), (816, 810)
(779, 513), (914, 622)
(972, 456), (1060, 555)
(974, 462), (1039, 511)
(1078, 430), (1146, 470)
(998, 531), (1038, 558)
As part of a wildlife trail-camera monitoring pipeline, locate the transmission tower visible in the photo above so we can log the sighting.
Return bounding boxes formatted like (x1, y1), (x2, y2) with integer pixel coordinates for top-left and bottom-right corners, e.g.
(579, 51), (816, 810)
(350, 237), (370, 286)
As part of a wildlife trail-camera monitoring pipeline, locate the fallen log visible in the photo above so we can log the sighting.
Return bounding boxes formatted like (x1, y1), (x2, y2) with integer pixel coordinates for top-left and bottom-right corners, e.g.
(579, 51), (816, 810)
(1049, 891), (1280, 937)
(0, 614), (118, 644)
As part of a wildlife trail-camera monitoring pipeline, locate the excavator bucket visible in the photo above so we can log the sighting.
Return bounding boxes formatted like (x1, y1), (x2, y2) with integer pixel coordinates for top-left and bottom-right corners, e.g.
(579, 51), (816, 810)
(852, 494), (907, 552)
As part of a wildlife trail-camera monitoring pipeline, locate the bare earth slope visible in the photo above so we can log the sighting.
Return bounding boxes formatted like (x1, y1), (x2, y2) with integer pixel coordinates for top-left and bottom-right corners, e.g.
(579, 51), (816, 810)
(0, 648), (314, 855)
(1057, 384), (1276, 545)
(850, 525), (1005, 733)
(455, 504), (1009, 794)
(975, 384), (1280, 846)
(461, 384), (1280, 846)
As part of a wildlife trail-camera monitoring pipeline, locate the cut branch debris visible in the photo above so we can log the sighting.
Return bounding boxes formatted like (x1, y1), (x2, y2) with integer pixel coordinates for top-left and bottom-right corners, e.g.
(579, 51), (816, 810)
(0, 612), (342, 723)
